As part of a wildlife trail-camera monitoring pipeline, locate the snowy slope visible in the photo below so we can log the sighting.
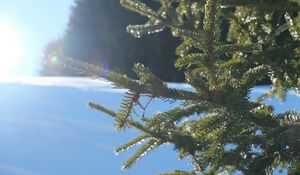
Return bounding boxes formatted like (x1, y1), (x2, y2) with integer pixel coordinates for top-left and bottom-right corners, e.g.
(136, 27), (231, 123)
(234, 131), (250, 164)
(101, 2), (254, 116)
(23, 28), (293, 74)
(0, 76), (298, 175)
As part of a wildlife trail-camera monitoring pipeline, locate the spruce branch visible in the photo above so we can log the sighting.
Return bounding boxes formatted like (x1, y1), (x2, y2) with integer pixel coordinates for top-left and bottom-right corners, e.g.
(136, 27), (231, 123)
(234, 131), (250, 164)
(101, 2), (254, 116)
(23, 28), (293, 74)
(115, 134), (149, 154)
(88, 102), (117, 117)
(115, 91), (138, 130)
(216, 43), (261, 54)
(57, 56), (105, 78)
(146, 104), (206, 129)
(175, 53), (208, 69)
(107, 71), (144, 91)
(284, 13), (300, 40)
(175, 39), (195, 56)
(203, 0), (221, 87)
(127, 22), (165, 38)
(185, 71), (210, 96)
(120, 0), (161, 20)
(280, 110), (300, 126)
(204, 0), (220, 48)
(133, 63), (165, 87)
(160, 170), (196, 175)
(241, 65), (270, 87)
(221, 0), (300, 12)
(88, 101), (162, 139)
(253, 41), (300, 61)
(288, 161), (300, 175)
(172, 28), (206, 42)
(108, 70), (209, 102)
(122, 138), (164, 169)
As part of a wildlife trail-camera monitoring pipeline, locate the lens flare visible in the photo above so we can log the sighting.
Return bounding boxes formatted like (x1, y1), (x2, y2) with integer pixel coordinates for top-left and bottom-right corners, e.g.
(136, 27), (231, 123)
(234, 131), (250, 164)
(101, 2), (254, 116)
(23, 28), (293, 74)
(49, 55), (62, 65)
(99, 59), (109, 78)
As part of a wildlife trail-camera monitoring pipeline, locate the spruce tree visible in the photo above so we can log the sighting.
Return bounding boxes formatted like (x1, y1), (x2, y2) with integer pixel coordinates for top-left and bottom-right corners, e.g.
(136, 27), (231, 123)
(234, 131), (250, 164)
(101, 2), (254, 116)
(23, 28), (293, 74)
(54, 0), (300, 174)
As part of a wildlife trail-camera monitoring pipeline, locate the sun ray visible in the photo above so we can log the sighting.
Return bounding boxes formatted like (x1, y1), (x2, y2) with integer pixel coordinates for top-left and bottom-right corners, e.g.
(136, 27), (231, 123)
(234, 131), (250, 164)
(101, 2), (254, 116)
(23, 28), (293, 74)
(0, 21), (22, 77)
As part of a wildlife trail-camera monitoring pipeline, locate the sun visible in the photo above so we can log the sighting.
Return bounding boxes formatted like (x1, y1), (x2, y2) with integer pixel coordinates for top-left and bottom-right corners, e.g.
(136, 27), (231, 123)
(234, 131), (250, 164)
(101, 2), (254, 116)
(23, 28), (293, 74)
(0, 21), (22, 76)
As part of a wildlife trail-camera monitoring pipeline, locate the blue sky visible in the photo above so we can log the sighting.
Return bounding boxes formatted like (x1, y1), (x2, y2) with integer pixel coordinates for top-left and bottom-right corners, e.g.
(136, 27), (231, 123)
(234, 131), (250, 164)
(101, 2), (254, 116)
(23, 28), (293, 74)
(0, 77), (298, 174)
(0, 0), (74, 75)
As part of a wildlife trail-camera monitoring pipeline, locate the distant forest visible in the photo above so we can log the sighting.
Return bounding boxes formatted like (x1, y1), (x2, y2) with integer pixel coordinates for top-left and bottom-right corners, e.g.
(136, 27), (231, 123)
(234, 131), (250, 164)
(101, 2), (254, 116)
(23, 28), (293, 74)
(40, 0), (185, 82)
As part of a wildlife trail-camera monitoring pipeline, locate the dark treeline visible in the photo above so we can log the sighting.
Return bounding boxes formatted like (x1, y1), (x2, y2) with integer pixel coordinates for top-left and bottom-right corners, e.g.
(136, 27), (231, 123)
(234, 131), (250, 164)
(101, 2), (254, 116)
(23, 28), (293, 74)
(40, 0), (184, 82)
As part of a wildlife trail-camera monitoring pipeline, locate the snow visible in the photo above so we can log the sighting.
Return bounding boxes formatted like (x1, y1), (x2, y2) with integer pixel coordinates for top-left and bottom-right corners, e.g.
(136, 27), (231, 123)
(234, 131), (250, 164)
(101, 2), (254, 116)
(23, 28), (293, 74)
(0, 76), (297, 175)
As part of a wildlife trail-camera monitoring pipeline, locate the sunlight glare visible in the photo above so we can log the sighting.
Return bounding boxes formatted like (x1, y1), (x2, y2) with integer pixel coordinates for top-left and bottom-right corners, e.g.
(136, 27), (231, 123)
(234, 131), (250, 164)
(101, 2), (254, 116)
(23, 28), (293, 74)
(0, 21), (22, 76)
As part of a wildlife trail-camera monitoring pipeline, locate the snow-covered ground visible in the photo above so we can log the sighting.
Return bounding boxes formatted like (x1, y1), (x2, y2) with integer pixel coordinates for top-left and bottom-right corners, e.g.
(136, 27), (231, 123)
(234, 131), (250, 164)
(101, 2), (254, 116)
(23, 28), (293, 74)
(0, 76), (298, 175)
